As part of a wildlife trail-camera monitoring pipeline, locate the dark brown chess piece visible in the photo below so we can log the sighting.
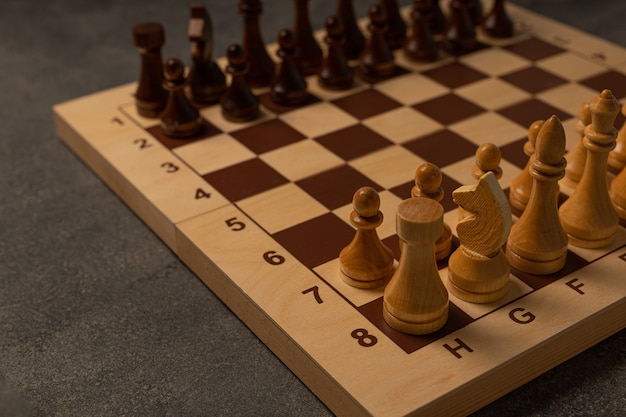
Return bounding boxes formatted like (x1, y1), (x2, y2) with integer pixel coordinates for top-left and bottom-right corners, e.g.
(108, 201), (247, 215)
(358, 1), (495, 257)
(359, 3), (395, 78)
(294, 0), (323, 75)
(445, 0), (477, 54)
(188, 5), (226, 104)
(271, 29), (308, 105)
(483, 0), (514, 38)
(239, 0), (274, 88)
(404, 1), (438, 62)
(160, 58), (203, 138)
(132, 22), (168, 118)
(380, 0), (407, 50)
(318, 15), (354, 90)
(220, 44), (259, 122)
(335, 0), (365, 60)
(412, 0), (447, 41)
(460, 0), (484, 26)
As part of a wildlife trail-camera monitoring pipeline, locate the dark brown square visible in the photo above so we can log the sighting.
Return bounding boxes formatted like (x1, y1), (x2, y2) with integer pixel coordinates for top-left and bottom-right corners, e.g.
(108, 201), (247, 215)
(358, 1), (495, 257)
(422, 62), (488, 89)
(509, 249), (589, 291)
(403, 129), (479, 168)
(332, 89), (402, 120)
(580, 70), (626, 100)
(315, 124), (393, 160)
(501, 66), (567, 94)
(498, 98), (573, 129)
(413, 94), (485, 125)
(357, 298), (475, 354)
(230, 118), (307, 154)
(147, 119), (221, 150)
(272, 213), (355, 269)
(202, 158), (288, 202)
(504, 37), (566, 61)
(296, 165), (383, 210)
(499, 137), (530, 169)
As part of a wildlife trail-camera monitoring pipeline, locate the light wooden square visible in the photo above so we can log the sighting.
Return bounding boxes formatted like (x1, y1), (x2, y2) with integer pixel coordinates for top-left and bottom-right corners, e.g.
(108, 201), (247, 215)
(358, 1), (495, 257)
(460, 47), (530, 76)
(393, 51), (455, 74)
(350, 145), (425, 189)
(279, 101), (358, 138)
(237, 183), (328, 234)
(537, 83), (600, 115)
(260, 139), (344, 182)
(173, 133), (256, 175)
(449, 111), (528, 147)
(306, 75), (369, 102)
(374, 72), (449, 105)
(363, 107), (442, 144)
(536, 52), (608, 81)
(455, 78), (531, 111)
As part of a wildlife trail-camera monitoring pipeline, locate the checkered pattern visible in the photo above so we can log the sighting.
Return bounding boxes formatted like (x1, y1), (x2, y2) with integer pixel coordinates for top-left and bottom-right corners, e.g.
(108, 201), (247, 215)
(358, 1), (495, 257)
(129, 35), (626, 354)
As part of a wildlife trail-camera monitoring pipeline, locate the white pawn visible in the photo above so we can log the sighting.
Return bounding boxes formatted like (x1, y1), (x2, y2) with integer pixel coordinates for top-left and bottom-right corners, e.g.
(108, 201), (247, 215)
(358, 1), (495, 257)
(562, 100), (592, 189)
(460, 143), (502, 220)
(610, 166), (626, 220)
(608, 103), (626, 172)
(339, 187), (395, 288)
(509, 120), (543, 212)
(411, 163), (452, 261)
(383, 198), (448, 335)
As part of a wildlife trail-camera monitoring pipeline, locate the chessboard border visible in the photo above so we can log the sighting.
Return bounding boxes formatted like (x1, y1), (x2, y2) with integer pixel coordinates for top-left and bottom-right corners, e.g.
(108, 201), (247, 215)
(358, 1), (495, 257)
(53, 3), (626, 416)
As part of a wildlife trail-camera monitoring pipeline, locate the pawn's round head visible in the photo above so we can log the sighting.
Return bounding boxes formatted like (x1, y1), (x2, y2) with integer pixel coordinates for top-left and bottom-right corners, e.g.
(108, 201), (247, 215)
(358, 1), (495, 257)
(226, 43), (246, 66)
(528, 119), (544, 146)
(475, 143), (501, 172)
(164, 58), (185, 82)
(325, 15), (344, 40)
(353, 186), (380, 218)
(277, 28), (297, 51)
(368, 3), (387, 27)
(415, 162), (442, 194)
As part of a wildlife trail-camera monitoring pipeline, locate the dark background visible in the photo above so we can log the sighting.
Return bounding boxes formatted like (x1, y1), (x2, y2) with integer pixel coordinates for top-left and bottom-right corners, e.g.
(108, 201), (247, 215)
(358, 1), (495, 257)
(1, 1), (624, 416)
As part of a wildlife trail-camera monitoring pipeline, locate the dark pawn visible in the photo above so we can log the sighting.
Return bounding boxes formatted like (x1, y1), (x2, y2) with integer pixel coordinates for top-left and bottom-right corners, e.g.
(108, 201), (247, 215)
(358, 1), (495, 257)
(483, 0), (514, 38)
(404, 3), (438, 62)
(160, 58), (203, 138)
(220, 44), (259, 122)
(413, 0), (446, 37)
(445, 0), (477, 54)
(294, 0), (323, 75)
(319, 16), (354, 90)
(459, 0), (484, 26)
(188, 5), (226, 104)
(360, 4), (395, 78)
(335, 0), (365, 60)
(380, 0), (407, 50)
(271, 29), (308, 106)
(132, 22), (168, 118)
(239, 0), (274, 88)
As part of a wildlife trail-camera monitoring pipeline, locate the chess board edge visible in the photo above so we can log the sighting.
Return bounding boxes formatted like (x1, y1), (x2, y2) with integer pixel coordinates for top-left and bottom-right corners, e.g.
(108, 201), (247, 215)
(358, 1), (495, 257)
(52, 2), (626, 416)
(52, 77), (626, 417)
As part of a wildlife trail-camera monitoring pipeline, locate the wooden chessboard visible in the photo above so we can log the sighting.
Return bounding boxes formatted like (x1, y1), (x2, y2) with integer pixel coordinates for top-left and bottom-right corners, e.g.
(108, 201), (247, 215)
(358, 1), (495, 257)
(53, 3), (626, 416)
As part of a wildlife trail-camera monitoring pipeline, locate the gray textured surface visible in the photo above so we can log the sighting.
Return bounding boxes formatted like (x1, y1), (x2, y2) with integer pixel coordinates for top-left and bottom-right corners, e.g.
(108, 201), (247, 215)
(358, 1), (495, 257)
(1, 1), (624, 416)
